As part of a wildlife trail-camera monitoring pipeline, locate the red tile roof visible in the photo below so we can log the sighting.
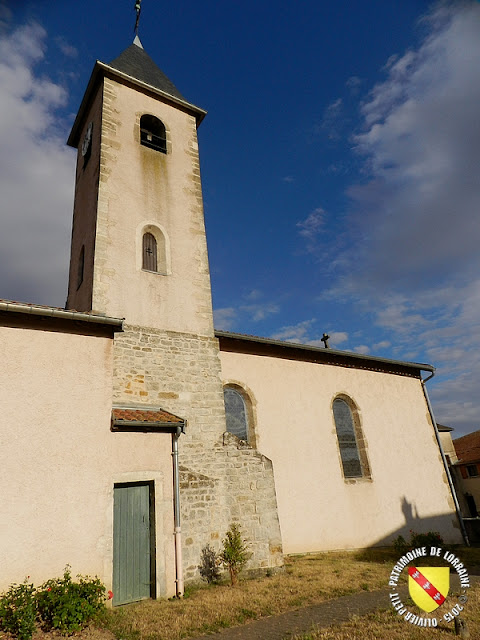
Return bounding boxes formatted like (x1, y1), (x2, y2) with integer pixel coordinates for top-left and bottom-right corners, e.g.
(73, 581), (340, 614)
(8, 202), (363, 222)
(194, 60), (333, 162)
(453, 429), (480, 464)
(112, 407), (184, 424)
(112, 407), (185, 428)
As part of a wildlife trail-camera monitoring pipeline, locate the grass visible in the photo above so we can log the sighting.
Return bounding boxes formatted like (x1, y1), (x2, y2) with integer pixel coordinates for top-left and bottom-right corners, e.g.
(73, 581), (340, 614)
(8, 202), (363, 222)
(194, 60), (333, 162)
(102, 549), (400, 640)
(3, 547), (479, 640)
(291, 585), (480, 639)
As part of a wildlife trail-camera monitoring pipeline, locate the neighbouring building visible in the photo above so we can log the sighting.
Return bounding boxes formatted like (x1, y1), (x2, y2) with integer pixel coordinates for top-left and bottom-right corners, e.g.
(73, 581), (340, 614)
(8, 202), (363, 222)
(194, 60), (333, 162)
(453, 429), (480, 518)
(0, 37), (464, 605)
(437, 427), (480, 543)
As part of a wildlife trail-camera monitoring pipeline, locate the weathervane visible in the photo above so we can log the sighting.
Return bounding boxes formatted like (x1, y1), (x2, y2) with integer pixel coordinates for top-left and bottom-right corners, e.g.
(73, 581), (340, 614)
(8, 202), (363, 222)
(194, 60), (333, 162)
(134, 0), (142, 35)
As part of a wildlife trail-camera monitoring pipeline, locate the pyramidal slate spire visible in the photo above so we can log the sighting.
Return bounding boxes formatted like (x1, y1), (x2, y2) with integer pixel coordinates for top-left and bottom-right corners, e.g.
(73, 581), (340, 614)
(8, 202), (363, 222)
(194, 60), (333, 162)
(68, 20), (206, 151)
(108, 42), (186, 101)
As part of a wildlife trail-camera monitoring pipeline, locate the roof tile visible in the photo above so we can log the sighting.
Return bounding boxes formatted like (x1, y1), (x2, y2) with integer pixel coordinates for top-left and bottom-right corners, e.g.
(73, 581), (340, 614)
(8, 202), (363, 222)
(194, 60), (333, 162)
(112, 407), (184, 425)
(453, 429), (480, 464)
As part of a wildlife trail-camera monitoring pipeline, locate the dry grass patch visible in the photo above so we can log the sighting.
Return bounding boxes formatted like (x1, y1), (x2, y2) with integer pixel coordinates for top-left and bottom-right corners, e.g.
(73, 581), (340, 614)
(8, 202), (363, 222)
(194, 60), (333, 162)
(102, 549), (400, 639)
(102, 547), (480, 639)
(4, 547), (477, 640)
(292, 583), (480, 639)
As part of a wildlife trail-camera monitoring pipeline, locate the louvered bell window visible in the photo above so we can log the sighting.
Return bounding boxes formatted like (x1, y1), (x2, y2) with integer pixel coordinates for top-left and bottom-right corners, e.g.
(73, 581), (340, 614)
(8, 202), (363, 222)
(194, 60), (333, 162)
(142, 232), (157, 272)
(140, 114), (167, 153)
(333, 398), (362, 478)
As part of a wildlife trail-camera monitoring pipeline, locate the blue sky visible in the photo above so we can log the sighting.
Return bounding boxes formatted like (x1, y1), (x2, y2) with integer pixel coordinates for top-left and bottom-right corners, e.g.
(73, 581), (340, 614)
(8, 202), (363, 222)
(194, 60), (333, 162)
(1, 0), (479, 437)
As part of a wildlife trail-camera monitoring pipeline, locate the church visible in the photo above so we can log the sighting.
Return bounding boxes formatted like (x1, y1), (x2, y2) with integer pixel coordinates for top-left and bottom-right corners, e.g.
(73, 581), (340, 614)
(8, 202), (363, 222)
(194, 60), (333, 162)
(0, 37), (464, 605)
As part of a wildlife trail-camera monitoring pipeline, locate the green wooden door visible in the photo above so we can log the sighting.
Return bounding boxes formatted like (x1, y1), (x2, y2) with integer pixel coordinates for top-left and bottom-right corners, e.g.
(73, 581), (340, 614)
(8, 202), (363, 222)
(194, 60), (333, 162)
(113, 482), (154, 605)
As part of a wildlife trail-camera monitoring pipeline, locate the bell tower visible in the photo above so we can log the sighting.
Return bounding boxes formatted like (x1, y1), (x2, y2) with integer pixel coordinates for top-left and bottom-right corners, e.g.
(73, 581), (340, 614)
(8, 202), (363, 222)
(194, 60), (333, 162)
(66, 37), (212, 337)
(65, 33), (283, 588)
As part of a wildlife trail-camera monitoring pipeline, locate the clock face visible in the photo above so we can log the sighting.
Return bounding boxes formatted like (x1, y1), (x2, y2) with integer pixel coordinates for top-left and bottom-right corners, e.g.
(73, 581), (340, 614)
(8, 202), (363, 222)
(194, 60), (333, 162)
(81, 121), (93, 157)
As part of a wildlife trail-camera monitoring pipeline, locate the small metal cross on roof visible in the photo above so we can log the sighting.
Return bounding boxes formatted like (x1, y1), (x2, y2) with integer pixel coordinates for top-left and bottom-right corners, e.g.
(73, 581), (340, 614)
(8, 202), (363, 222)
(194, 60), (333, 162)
(134, 0), (142, 34)
(321, 333), (330, 349)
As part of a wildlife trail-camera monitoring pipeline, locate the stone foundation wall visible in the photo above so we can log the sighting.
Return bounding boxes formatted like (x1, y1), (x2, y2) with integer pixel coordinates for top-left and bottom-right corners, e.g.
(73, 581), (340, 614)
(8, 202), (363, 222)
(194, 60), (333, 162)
(180, 433), (283, 582)
(113, 325), (283, 583)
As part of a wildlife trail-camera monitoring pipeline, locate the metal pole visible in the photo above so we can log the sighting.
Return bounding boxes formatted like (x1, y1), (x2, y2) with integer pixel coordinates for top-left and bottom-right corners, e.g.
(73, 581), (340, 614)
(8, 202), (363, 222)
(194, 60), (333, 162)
(172, 428), (184, 596)
(421, 376), (470, 546)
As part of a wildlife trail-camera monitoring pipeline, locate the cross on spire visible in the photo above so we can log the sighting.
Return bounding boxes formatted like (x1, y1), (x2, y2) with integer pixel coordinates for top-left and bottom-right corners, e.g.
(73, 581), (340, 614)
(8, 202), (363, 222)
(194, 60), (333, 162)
(134, 0), (142, 35)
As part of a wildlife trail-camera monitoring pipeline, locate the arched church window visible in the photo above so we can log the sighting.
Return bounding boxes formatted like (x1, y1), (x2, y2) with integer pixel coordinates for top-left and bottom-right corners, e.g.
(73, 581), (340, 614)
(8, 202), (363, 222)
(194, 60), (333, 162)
(224, 386), (250, 442)
(332, 396), (370, 479)
(142, 232), (157, 272)
(140, 114), (167, 153)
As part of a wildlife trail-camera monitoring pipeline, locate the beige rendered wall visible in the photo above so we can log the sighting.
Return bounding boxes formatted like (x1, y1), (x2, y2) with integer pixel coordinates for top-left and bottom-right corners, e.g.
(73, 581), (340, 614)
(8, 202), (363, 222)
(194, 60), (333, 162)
(89, 77), (213, 336)
(456, 476), (480, 516)
(219, 351), (463, 554)
(0, 326), (175, 597)
(439, 431), (458, 463)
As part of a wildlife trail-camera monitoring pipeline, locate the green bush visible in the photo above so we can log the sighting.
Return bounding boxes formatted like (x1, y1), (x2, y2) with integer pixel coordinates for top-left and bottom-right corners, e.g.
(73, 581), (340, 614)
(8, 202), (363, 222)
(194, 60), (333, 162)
(392, 530), (444, 555)
(36, 566), (106, 634)
(199, 544), (221, 584)
(0, 578), (36, 640)
(410, 530), (444, 549)
(219, 523), (251, 586)
(393, 534), (408, 555)
(0, 567), (108, 640)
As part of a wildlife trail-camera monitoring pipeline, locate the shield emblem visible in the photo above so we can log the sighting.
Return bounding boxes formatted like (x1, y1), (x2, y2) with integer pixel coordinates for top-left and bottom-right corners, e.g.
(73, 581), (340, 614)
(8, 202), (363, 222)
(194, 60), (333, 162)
(408, 567), (450, 612)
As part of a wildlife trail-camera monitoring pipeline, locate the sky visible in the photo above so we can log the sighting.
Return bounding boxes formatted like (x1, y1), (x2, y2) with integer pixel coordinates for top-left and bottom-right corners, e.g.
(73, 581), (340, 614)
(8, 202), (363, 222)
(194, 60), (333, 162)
(0, 0), (479, 437)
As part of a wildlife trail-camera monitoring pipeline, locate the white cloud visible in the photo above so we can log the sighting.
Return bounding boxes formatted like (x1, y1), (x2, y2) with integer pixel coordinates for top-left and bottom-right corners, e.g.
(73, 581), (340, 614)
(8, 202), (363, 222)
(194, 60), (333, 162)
(349, 1), (480, 288)
(245, 289), (263, 302)
(296, 207), (327, 253)
(0, 2), (12, 28)
(271, 320), (314, 343)
(329, 331), (348, 346)
(354, 345), (370, 355)
(332, 1), (480, 435)
(213, 292), (280, 331)
(213, 307), (237, 331)
(0, 22), (75, 307)
(373, 340), (391, 350)
(242, 303), (279, 322)
(319, 97), (344, 140)
(270, 321), (349, 351)
(54, 36), (78, 58)
(346, 76), (362, 94)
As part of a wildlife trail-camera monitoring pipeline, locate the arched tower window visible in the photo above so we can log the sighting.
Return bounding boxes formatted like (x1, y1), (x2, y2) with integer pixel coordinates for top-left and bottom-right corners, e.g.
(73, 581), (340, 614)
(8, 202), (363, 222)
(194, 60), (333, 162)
(142, 232), (157, 272)
(140, 114), (167, 153)
(332, 396), (370, 479)
(139, 223), (170, 275)
(224, 386), (250, 442)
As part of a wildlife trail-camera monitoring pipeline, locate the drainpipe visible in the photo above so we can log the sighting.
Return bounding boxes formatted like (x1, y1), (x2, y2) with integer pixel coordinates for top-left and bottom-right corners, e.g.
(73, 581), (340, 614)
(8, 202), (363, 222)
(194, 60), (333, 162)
(172, 427), (184, 596)
(421, 371), (470, 546)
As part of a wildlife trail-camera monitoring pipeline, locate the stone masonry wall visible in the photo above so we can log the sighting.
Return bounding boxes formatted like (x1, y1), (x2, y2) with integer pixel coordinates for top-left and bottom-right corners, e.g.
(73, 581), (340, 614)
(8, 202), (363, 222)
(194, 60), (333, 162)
(180, 433), (283, 582)
(113, 325), (283, 583)
(113, 324), (226, 446)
